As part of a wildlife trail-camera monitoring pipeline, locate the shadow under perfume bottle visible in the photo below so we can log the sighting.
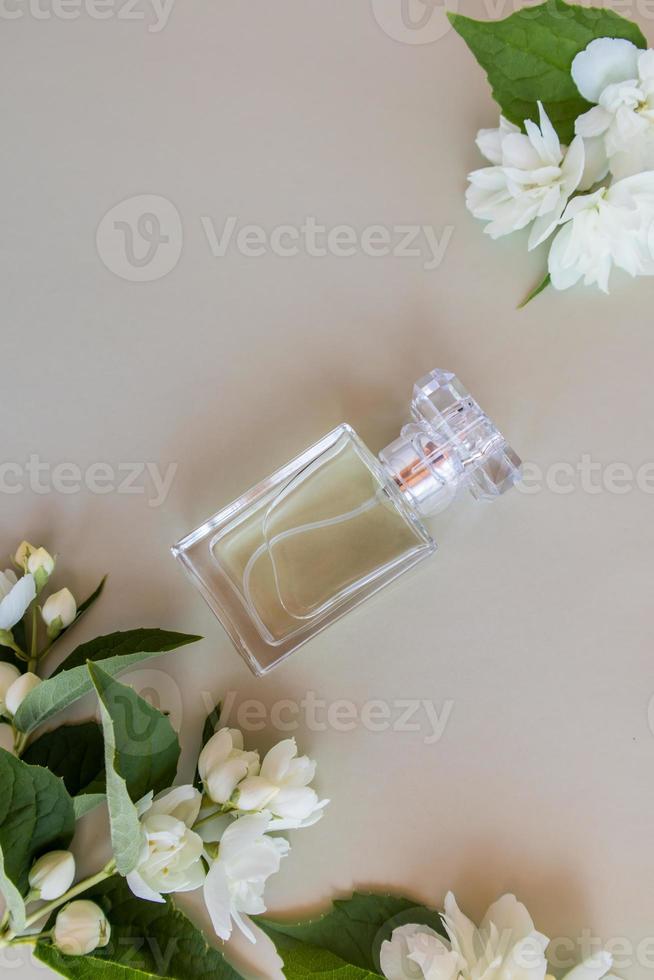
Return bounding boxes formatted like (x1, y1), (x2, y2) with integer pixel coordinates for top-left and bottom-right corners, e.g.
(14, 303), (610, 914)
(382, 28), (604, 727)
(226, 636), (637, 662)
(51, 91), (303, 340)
(172, 369), (521, 676)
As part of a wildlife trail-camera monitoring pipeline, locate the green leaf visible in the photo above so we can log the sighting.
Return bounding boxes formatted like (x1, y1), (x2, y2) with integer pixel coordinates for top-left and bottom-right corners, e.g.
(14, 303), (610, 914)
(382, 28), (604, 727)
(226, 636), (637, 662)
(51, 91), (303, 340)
(76, 575), (107, 615)
(22, 722), (105, 795)
(448, 1), (647, 143)
(88, 663), (180, 800)
(201, 702), (221, 748)
(193, 700), (221, 790)
(53, 628), (201, 676)
(73, 793), (106, 820)
(34, 948), (158, 980)
(88, 663), (181, 875)
(0, 846), (27, 937)
(518, 272), (552, 308)
(35, 875), (243, 980)
(13, 629), (200, 735)
(89, 668), (142, 876)
(278, 945), (383, 979)
(0, 749), (75, 930)
(259, 892), (445, 976)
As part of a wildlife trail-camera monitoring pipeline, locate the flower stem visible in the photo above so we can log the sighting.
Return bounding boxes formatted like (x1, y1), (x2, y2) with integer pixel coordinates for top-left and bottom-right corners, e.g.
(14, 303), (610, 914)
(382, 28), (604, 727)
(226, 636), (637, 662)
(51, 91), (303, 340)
(5, 931), (52, 947)
(13, 730), (28, 757)
(193, 802), (236, 829)
(4, 860), (118, 940)
(27, 604), (38, 673)
(26, 861), (116, 927)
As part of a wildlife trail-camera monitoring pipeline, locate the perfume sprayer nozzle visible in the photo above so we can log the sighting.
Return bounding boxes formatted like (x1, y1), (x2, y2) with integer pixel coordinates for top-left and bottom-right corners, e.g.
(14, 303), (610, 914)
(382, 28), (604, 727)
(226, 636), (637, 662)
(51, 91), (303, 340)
(378, 368), (522, 517)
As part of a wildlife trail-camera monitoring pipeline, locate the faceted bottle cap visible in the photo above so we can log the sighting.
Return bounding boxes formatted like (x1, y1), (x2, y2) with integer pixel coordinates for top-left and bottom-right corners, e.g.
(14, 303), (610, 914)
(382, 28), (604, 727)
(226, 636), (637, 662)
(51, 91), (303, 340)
(379, 368), (522, 516)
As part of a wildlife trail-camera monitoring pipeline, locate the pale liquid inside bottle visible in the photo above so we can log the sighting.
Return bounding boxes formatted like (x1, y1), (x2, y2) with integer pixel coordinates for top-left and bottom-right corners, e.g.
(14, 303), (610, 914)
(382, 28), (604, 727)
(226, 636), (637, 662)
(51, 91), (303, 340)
(210, 432), (427, 644)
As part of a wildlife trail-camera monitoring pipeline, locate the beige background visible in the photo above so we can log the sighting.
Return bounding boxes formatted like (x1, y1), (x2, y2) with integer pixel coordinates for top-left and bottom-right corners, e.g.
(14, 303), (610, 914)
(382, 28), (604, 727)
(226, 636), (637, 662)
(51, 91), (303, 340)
(3, 1), (654, 978)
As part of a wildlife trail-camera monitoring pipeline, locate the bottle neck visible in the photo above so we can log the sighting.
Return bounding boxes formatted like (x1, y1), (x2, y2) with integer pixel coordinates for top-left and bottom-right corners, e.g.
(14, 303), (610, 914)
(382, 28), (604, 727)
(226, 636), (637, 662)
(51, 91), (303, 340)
(379, 423), (463, 517)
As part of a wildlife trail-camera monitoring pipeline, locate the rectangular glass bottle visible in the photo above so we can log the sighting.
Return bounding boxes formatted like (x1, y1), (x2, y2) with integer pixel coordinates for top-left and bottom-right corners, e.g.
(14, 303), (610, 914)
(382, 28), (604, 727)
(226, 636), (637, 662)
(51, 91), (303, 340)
(172, 369), (521, 676)
(173, 425), (435, 675)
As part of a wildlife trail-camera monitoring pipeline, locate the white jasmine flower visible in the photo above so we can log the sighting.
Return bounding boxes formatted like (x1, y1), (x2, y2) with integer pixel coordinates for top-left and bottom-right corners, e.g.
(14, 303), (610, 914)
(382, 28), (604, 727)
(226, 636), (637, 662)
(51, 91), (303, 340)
(126, 785), (205, 903)
(572, 38), (654, 179)
(466, 103), (585, 248)
(234, 738), (328, 829)
(443, 892), (549, 980)
(198, 728), (259, 805)
(559, 951), (617, 980)
(53, 900), (110, 955)
(548, 172), (654, 291)
(41, 587), (77, 636)
(203, 812), (289, 943)
(0, 570), (35, 632)
(381, 893), (551, 980)
(4, 672), (41, 717)
(0, 723), (16, 755)
(29, 850), (75, 901)
(381, 924), (617, 980)
(0, 663), (21, 715)
(381, 923), (462, 980)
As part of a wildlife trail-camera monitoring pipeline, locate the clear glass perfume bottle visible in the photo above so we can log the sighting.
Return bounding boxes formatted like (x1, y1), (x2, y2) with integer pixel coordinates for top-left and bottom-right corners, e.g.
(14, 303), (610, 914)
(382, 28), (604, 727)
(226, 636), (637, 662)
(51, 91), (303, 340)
(172, 369), (521, 675)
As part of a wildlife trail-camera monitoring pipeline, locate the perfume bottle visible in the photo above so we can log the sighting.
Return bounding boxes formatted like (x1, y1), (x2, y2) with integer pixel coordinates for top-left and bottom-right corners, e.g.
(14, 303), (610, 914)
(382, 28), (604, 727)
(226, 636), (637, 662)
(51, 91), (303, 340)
(172, 369), (521, 676)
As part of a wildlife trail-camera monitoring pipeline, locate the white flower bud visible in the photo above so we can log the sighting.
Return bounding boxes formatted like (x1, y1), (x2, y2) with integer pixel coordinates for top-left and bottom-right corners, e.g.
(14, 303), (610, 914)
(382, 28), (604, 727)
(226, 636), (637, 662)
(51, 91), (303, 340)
(41, 588), (77, 637)
(53, 900), (110, 955)
(0, 723), (16, 755)
(27, 547), (55, 591)
(4, 672), (41, 716)
(0, 662), (21, 714)
(198, 728), (259, 805)
(14, 541), (34, 570)
(29, 850), (75, 901)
